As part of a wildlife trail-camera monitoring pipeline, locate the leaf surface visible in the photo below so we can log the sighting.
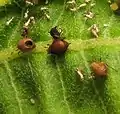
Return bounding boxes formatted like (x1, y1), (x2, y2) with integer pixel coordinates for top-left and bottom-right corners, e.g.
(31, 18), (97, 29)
(0, 0), (120, 114)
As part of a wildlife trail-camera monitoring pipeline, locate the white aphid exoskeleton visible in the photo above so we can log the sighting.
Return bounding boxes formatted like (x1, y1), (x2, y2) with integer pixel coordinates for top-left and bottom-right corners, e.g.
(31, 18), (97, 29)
(41, 7), (50, 20)
(30, 16), (35, 24)
(90, 3), (96, 7)
(88, 24), (99, 38)
(77, 3), (87, 10)
(30, 98), (35, 104)
(25, 0), (34, 5)
(24, 16), (35, 28)
(66, 0), (77, 12)
(84, 11), (94, 19)
(76, 68), (84, 80)
(103, 24), (109, 27)
(84, 0), (91, 3)
(24, 18), (31, 28)
(6, 17), (14, 26)
(24, 9), (29, 18)
(45, 0), (49, 4)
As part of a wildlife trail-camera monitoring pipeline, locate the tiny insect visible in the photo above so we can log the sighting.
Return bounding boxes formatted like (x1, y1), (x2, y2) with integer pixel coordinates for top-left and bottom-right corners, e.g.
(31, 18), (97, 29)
(17, 38), (36, 52)
(49, 26), (61, 39)
(90, 62), (108, 77)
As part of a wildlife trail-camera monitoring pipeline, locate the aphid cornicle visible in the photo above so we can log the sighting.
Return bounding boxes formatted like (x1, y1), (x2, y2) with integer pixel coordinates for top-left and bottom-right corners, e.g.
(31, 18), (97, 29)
(17, 38), (36, 52)
(48, 26), (69, 55)
(90, 62), (108, 77)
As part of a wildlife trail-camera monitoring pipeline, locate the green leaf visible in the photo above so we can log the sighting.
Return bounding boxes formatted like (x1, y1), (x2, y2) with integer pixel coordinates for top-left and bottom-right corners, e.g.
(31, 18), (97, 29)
(0, 0), (120, 114)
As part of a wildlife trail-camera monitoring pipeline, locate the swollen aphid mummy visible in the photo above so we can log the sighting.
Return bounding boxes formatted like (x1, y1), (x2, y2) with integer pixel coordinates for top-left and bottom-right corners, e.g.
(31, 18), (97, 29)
(6, 17), (14, 26)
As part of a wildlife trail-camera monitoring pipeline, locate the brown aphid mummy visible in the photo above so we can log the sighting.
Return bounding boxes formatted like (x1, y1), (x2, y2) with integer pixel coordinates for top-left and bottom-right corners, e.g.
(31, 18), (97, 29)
(48, 39), (69, 55)
(17, 38), (36, 52)
(90, 62), (108, 77)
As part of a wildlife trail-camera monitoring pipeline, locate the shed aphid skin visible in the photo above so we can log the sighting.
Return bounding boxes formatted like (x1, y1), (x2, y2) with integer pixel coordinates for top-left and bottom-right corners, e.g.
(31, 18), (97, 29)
(41, 7), (50, 20)
(17, 38), (36, 52)
(24, 16), (35, 28)
(90, 62), (108, 78)
(84, 11), (94, 19)
(90, 3), (96, 7)
(66, 0), (87, 11)
(77, 3), (87, 10)
(30, 98), (35, 104)
(85, 0), (91, 4)
(25, 0), (34, 5)
(88, 24), (99, 38)
(48, 26), (70, 55)
(24, 9), (29, 19)
(66, 0), (77, 12)
(76, 68), (84, 80)
(6, 17), (14, 26)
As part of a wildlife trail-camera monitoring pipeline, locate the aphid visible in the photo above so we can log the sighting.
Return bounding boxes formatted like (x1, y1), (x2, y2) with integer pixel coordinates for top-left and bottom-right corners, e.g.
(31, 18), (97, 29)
(6, 17), (14, 26)
(17, 38), (36, 52)
(48, 39), (69, 55)
(49, 26), (61, 39)
(90, 62), (108, 77)
(88, 24), (99, 38)
(76, 68), (84, 80)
